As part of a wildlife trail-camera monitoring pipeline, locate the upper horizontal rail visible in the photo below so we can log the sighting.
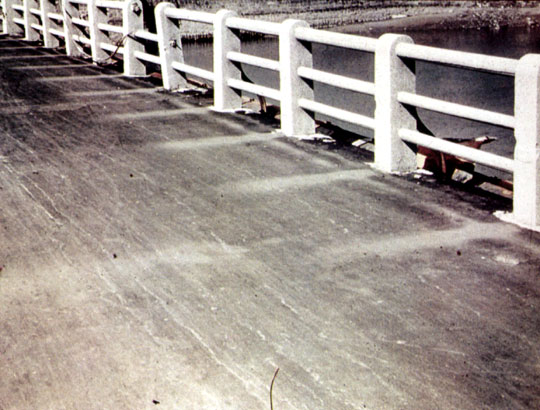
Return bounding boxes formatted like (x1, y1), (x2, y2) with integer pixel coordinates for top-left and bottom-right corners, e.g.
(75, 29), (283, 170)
(98, 22), (123, 34)
(396, 42), (518, 76)
(295, 26), (377, 53)
(164, 8), (214, 24)
(95, 0), (123, 9)
(226, 16), (281, 36)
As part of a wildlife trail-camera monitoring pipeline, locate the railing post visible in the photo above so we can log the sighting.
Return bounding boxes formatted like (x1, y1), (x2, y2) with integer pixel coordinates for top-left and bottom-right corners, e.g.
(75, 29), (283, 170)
(23, 0), (40, 41)
(123, 0), (145, 76)
(213, 9), (241, 111)
(279, 19), (315, 137)
(88, 0), (108, 63)
(4, 0), (24, 36)
(155, 2), (187, 90)
(374, 34), (417, 173)
(62, 0), (83, 57)
(513, 54), (540, 229)
(40, 0), (59, 48)
(1, 0), (7, 33)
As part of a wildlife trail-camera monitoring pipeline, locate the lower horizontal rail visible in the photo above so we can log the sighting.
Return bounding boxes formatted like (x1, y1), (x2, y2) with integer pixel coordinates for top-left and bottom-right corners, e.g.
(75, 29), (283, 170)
(171, 60), (214, 81)
(72, 33), (91, 45)
(299, 98), (376, 130)
(72, 17), (90, 27)
(399, 128), (515, 173)
(47, 12), (64, 21)
(398, 91), (515, 129)
(133, 29), (158, 42)
(298, 66), (375, 96)
(227, 78), (281, 101)
(100, 41), (123, 54)
(134, 50), (161, 65)
(49, 28), (66, 38)
(13, 17), (25, 26)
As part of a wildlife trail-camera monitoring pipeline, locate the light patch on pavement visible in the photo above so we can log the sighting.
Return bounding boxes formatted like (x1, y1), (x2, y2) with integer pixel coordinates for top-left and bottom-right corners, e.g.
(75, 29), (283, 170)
(224, 169), (371, 194)
(36, 74), (124, 82)
(154, 133), (278, 151)
(106, 107), (208, 121)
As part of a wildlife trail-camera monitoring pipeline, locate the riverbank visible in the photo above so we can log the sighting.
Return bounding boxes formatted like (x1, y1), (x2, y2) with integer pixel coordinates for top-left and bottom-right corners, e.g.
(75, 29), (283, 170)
(173, 1), (540, 38)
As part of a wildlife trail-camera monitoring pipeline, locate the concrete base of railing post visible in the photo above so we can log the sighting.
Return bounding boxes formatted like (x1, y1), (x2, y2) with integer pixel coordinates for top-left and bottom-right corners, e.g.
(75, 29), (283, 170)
(23, 0), (40, 41)
(374, 33), (417, 173)
(123, 0), (146, 76)
(280, 19), (315, 137)
(41, 0), (60, 48)
(511, 54), (540, 229)
(213, 9), (242, 112)
(155, 2), (188, 90)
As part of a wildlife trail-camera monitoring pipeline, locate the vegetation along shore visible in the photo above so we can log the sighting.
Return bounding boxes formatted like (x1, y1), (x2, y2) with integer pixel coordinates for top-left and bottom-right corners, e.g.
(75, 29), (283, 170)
(149, 1), (540, 38)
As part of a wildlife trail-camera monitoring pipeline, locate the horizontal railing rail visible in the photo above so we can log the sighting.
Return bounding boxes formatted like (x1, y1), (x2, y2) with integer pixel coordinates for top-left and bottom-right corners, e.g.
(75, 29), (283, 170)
(2, 1), (539, 230)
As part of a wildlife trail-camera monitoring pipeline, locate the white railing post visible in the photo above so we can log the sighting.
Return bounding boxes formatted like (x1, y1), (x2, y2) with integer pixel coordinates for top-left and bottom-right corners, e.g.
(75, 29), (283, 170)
(1, 0), (7, 33)
(88, 0), (108, 63)
(513, 54), (540, 229)
(5, 0), (24, 36)
(155, 2), (187, 90)
(374, 34), (417, 173)
(280, 19), (315, 137)
(213, 9), (241, 111)
(23, 0), (40, 41)
(123, 0), (145, 76)
(40, 0), (59, 48)
(62, 0), (83, 57)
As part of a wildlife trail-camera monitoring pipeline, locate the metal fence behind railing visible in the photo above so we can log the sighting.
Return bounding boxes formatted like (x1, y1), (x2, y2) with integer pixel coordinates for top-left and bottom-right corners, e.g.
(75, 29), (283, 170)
(2, 0), (539, 231)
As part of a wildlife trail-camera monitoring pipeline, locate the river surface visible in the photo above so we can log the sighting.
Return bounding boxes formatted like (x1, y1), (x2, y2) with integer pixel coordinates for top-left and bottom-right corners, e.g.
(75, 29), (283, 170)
(184, 25), (540, 177)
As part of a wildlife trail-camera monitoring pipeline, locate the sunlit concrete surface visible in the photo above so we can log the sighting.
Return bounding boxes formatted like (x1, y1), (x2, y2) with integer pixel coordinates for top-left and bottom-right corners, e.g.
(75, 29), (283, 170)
(1, 39), (539, 410)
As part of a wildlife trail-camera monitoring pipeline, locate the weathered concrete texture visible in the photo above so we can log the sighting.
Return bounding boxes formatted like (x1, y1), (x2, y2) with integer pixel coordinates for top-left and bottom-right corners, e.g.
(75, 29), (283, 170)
(1, 39), (540, 410)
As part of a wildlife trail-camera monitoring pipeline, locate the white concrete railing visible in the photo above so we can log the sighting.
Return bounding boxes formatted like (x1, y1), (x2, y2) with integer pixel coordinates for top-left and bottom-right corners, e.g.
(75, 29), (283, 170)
(1, 0), (152, 76)
(2, 1), (540, 231)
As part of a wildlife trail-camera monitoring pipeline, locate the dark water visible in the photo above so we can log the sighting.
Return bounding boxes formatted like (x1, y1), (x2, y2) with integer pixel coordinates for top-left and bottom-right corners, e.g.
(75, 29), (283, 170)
(184, 25), (540, 175)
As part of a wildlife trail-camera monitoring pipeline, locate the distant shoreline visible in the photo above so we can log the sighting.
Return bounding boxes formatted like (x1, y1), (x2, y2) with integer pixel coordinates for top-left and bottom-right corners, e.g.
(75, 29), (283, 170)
(176, 1), (540, 38)
(334, 4), (540, 37)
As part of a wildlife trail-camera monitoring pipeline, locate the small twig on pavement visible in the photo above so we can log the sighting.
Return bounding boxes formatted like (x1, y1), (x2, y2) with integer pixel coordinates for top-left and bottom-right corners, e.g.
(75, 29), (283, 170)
(270, 367), (280, 410)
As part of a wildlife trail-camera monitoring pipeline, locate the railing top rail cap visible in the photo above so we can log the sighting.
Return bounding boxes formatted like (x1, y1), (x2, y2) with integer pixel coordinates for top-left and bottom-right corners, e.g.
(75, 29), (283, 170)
(294, 26), (377, 52)
(396, 41), (518, 76)
(163, 7), (215, 24)
(226, 16), (281, 36)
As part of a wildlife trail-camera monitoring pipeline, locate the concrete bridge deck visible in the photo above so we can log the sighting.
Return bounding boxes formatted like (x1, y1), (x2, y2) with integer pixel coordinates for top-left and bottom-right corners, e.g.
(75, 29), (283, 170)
(1, 38), (539, 410)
